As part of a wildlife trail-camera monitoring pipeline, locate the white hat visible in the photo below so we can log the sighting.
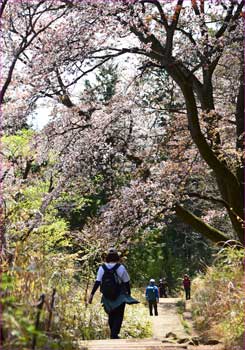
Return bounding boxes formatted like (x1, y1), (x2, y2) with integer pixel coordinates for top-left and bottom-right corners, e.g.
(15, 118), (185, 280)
(108, 247), (118, 254)
(150, 278), (155, 283)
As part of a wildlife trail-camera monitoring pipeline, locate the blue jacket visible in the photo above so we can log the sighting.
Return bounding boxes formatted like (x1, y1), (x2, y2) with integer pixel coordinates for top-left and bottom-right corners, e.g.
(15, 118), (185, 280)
(145, 284), (159, 301)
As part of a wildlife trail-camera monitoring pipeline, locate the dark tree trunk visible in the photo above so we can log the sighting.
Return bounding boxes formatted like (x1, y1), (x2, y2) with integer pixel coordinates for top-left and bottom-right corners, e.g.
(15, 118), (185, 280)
(128, 0), (244, 243)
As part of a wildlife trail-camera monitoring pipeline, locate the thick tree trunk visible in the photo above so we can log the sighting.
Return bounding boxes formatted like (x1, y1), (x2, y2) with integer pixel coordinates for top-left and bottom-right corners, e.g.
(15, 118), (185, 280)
(175, 204), (230, 244)
(129, 1), (244, 243)
(235, 73), (244, 196)
(157, 65), (244, 243)
(179, 83), (243, 242)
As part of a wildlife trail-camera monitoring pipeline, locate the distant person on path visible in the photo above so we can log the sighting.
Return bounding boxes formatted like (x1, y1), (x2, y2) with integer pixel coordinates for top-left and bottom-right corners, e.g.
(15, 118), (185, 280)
(183, 274), (191, 300)
(88, 248), (139, 339)
(145, 279), (159, 316)
(158, 278), (168, 298)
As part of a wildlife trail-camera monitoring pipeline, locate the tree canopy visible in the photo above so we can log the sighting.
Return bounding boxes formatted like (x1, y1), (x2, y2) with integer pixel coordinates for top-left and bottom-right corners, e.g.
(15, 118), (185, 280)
(1, 0), (244, 249)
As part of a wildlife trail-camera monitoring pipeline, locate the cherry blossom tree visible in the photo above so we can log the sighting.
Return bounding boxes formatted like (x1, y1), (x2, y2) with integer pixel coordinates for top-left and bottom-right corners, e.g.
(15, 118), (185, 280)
(0, 0), (121, 250)
(1, 0), (244, 249)
(85, 0), (244, 244)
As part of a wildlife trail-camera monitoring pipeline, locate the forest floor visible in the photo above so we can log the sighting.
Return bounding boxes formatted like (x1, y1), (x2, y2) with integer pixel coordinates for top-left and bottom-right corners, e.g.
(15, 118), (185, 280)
(78, 298), (225, 350)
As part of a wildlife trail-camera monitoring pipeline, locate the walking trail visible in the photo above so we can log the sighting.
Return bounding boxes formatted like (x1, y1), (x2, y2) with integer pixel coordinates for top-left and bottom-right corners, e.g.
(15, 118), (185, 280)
(78, 298), (224, 350)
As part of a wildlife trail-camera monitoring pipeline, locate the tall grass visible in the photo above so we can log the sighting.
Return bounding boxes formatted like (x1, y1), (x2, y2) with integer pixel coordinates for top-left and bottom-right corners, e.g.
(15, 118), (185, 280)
(83, 288), (152, 340)
(2, 267), (151, 349)
(191, 244), (244, 350)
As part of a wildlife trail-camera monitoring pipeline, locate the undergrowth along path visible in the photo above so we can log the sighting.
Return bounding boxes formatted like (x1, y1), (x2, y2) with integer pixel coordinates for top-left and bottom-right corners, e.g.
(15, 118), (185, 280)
(78, 298), (224, 350)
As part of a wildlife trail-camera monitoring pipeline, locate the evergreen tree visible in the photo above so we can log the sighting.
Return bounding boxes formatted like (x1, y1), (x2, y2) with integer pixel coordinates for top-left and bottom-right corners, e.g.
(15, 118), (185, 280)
(83, 63), (118, 103)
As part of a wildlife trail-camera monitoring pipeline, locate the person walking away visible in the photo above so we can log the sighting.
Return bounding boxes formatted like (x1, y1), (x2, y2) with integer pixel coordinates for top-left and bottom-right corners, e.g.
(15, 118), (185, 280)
(145, 279), (159, 316)
(158, 278), (168, 298)
(183, 274), (191, 300)
(88, 248), (139, 339)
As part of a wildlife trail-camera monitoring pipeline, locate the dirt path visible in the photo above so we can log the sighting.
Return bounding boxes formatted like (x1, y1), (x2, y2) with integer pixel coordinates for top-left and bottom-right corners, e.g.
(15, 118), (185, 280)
(151, 297), (187, 340)
(78, 298), (224, 350)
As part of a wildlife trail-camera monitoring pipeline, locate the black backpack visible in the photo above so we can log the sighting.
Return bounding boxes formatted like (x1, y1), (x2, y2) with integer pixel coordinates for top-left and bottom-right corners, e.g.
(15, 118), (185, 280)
(100, 263), (121, 300)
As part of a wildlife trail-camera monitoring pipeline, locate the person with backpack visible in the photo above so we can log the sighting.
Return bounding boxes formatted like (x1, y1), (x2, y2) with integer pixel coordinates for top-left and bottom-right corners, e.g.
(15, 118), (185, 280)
(145, 279), (159, 316)
(183, 274), (191, 300)
(88, 248), (139, 339)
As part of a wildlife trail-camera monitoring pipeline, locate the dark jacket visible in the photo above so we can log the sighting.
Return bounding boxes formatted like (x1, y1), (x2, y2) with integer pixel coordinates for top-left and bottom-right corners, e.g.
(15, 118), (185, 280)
(183, 277), (191, 288)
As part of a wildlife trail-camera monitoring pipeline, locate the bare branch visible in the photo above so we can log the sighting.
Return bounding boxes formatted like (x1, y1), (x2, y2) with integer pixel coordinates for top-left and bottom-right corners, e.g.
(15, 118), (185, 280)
(1, 4), (68, 105)
(215, 1), (243, 39)
(171, 0), (184, 30)
(0, 0), (8, 18)
(200, 0), (204, 14)
(186, 192), (243, 223)
(140, 0), (168, 28)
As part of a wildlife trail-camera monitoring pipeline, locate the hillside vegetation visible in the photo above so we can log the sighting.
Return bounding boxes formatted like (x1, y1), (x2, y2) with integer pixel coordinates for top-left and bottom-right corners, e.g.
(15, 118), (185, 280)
(192, 245), (244, 350)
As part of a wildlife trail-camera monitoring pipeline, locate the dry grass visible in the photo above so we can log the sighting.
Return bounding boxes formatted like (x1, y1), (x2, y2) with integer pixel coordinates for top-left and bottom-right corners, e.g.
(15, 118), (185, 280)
(191, 244), (244, 350)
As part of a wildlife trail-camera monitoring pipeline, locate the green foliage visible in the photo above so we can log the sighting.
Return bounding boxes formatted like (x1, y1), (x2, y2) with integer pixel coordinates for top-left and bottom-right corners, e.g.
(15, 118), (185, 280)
(56, 191), (106, 230)
(127, 221), (213, 291)
(137, 69), (184, 127)
(6, 178), (70, 247)
(191, 245), (244, 349)
(2, 129), (35, 159)
(2, 129), (38, 179)
(2, 273), (42, 349)
(176, 300), (185, 314)
(122, 289), (152, 339)
(126, 229), (164, 285)
(83, 63), (118, 103)
(38, 219), (71, 251)
(54, 174), (111, 230)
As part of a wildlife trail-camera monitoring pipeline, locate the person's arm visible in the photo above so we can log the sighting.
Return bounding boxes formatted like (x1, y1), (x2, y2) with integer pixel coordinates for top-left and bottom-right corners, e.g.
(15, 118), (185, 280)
(119, 265), (131, 295)
(155, 286), (159, 302)
(91, 280), (101, 296)
(88, 281), (100, 304)
(88, 266), (103, 304)
(145, 287), (149, 300)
